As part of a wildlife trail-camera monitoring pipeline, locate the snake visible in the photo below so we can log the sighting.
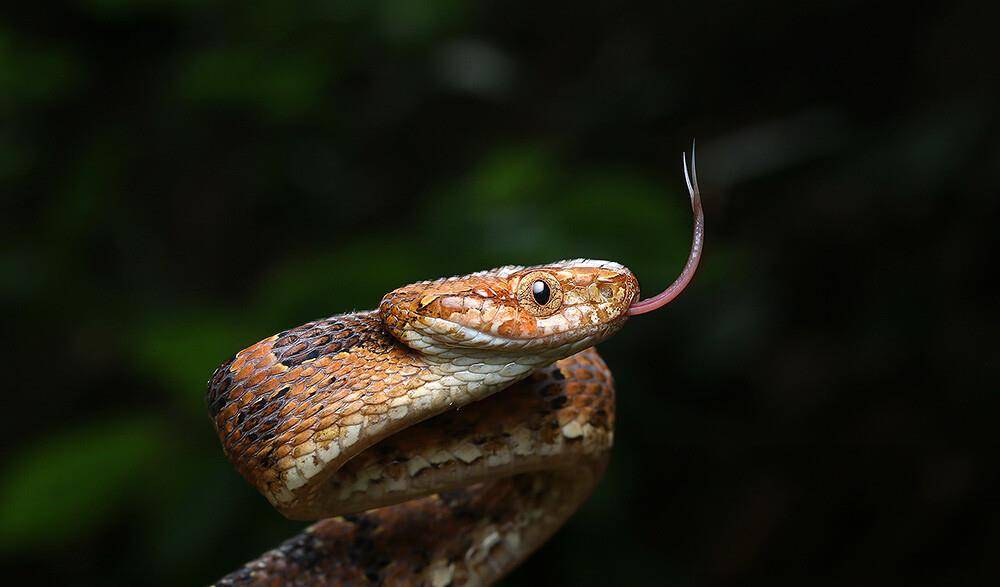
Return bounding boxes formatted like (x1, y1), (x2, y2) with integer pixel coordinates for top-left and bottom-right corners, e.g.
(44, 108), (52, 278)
(206, 152), (704, 586)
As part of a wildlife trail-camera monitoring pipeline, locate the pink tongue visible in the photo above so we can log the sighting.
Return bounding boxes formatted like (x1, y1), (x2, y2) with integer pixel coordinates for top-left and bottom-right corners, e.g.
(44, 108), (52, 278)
(627, 146), (705, 316)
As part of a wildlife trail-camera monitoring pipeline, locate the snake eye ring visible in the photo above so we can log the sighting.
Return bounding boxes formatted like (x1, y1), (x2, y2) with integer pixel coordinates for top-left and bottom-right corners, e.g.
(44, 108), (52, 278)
(518, 271), (563, 316)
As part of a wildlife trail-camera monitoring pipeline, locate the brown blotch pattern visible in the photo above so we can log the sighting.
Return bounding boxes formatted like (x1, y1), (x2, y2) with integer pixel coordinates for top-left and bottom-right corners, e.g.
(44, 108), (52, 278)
(206, 311), (420, 495)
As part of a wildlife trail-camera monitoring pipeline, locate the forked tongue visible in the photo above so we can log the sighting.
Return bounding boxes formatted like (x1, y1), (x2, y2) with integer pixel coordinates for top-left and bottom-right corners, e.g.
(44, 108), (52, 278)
(627, 145), (705, 316)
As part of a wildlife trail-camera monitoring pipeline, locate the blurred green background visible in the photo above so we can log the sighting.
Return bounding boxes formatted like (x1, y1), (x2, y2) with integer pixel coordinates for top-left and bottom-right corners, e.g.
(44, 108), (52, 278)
(2, 1), (999, 585)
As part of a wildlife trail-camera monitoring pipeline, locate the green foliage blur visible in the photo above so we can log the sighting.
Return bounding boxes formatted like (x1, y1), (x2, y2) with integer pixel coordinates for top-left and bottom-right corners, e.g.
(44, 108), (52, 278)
(3, 1), (998, 585)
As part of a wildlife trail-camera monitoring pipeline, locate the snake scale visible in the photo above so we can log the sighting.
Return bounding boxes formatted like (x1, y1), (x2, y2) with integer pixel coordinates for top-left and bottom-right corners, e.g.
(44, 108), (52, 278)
(207, 153), (704, 586)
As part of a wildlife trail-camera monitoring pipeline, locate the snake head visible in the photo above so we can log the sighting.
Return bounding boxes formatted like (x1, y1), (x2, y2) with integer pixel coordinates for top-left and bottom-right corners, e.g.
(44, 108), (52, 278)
(379, 259), (640, 358)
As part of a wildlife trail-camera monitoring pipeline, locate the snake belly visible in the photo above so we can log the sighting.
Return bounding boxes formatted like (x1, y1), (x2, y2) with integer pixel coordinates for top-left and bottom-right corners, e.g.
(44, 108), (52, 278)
(207, 260), (637, 586)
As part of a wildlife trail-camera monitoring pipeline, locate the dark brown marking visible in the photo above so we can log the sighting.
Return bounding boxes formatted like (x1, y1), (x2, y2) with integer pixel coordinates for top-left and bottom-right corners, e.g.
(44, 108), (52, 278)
(206, 354), (237, 418)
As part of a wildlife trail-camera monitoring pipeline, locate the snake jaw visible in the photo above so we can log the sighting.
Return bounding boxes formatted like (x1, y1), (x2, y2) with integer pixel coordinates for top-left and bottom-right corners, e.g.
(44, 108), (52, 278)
(408, 315), (628, 361)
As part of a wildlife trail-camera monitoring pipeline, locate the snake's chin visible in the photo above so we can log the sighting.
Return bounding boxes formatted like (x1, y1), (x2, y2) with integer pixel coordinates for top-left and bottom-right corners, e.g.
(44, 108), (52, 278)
(410, 314), (629, 359)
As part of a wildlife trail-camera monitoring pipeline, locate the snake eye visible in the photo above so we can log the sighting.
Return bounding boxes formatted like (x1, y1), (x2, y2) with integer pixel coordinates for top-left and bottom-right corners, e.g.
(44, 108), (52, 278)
(532, 280), (550, 305)
(518, 271), (563, 316)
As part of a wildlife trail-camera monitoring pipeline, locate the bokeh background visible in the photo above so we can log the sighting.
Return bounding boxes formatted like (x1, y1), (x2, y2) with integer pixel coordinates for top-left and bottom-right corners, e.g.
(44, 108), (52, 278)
(3, 1), (999, 585)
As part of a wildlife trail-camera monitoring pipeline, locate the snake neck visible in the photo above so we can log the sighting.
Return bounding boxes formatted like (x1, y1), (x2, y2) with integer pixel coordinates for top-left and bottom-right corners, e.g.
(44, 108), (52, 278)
(367, 309), (572, 407)
(413, 349), (552, 406)
(387, 313), (621, 409)
(209, 310), (587, 516)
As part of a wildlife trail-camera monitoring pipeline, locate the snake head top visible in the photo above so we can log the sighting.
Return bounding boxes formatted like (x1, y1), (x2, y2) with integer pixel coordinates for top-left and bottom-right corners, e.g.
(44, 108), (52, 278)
(379, 260), (641, 359)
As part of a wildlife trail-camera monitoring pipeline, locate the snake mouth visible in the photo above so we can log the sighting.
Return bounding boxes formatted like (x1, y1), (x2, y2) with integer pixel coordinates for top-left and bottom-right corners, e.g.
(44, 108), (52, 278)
(418, 315), (628, 356)
(627, 145), (705, 316)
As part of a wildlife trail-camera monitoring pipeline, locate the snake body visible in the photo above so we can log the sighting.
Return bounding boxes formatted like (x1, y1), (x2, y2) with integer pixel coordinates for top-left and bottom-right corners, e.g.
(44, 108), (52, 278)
(207, 155), (704, 586)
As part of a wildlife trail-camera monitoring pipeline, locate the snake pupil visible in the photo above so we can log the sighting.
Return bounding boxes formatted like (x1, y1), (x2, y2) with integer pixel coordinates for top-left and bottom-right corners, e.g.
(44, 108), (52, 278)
(532, 280), (550, 305)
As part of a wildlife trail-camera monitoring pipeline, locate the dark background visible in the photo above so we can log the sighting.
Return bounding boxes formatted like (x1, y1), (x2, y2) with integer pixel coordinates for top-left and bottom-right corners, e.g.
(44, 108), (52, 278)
(2, 1), (999, 585)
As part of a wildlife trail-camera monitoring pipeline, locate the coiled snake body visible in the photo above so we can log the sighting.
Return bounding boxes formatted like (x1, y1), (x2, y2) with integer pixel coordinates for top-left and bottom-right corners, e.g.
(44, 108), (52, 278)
(207, 155), (704, 586)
